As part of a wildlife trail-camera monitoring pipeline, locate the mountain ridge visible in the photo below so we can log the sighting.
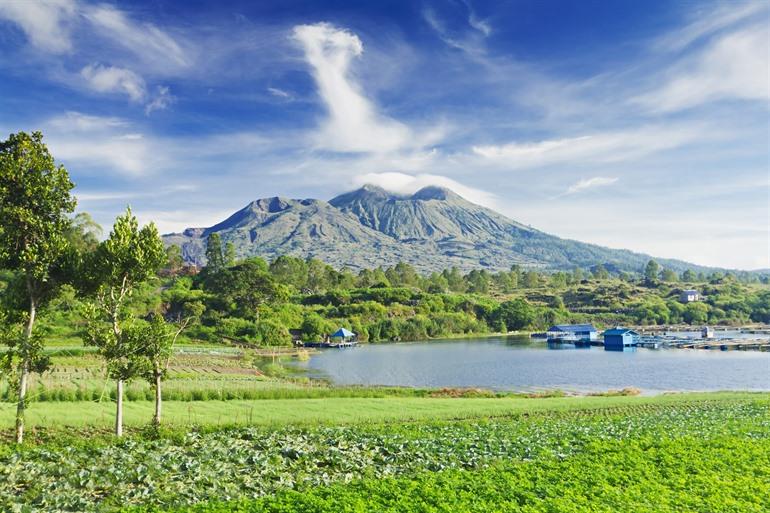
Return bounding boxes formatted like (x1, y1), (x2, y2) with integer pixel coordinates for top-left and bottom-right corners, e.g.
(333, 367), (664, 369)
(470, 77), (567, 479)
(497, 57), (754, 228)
(163, 185), (722, 274)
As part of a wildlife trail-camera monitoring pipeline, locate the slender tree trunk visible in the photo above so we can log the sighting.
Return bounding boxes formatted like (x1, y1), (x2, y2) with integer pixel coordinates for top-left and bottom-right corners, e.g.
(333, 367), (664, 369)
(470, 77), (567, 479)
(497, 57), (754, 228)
(16, 290), (36, 444)
(15, 361), (29, 444)
(115, 379), (124, 437)
(153, 369), (162, 427)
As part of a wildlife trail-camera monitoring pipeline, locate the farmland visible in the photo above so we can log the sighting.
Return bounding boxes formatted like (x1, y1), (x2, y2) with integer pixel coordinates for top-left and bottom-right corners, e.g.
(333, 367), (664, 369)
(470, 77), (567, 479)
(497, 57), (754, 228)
(1, 393), (768, 512)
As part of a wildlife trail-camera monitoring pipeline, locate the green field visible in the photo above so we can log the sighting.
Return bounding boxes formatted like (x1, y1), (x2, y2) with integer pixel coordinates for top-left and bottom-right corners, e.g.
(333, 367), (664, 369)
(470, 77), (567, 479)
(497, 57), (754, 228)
(0, 392), (760, 430)
(2, 350), (769, 513)
(1, 393), (767, 513)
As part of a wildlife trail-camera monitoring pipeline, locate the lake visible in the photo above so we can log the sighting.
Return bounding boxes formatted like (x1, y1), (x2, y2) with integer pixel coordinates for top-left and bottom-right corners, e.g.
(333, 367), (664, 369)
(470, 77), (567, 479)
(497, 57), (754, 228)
(292, 336), (770, 393)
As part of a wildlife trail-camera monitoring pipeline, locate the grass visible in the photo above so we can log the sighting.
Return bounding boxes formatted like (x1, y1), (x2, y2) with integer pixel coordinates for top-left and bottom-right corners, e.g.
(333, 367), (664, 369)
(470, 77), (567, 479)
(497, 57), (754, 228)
(0, 391), (764, 431)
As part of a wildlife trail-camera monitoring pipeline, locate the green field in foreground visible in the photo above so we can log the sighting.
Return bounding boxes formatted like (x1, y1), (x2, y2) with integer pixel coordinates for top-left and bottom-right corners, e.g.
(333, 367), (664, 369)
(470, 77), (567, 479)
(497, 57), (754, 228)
(0, 391), (764, 430)
(1, 393), (767, 513)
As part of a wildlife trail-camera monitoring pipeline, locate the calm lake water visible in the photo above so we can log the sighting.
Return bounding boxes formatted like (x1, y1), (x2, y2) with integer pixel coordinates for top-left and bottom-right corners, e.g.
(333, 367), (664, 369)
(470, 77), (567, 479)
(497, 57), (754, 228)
(293, 336), (770, 393)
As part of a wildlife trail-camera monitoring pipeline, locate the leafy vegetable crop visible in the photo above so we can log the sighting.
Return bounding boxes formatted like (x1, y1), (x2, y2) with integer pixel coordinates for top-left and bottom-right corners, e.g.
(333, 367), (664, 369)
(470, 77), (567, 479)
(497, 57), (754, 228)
(0, 399), (767, 512)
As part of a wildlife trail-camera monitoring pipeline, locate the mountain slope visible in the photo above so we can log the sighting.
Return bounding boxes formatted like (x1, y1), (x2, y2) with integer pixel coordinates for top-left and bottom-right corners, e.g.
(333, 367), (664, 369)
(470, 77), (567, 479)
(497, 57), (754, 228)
(163, 185), (712, 273)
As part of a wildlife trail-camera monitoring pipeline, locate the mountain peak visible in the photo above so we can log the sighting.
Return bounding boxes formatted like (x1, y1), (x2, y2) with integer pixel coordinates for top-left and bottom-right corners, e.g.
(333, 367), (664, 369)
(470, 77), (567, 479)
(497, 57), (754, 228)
(411, 185), (459, 201)
(329, 184), (396, 206)
(162, 185), (711, 275)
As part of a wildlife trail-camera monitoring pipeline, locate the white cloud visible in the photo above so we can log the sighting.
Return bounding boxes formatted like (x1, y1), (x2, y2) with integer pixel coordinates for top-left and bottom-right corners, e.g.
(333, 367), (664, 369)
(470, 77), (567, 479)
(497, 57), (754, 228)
(82, 4), (191, 70)
(463, 0), (491, 36)
(423, 8), (482, 55)
(0, 0), (75, 53)
(136, 208), (235, 234)
(144, 86), (174, 115)
(468, 13), (491, 37)
(471, 124), (707, 169)
(80, 64), (146, 102)
(42, 112), (153, 175)
(565, 176), (618, 195)
(654, 2), (769, 52)
(292, 22), (413, 153)
(350, 172), (498, 209)
(47, 111), (129, 131)
(267, 87), (292, 99)
(637, 23), (769, 112)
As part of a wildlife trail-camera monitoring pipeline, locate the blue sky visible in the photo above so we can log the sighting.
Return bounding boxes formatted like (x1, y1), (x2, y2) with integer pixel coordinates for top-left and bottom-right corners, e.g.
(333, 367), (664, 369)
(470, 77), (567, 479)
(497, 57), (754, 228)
(0, 0), (767, 270)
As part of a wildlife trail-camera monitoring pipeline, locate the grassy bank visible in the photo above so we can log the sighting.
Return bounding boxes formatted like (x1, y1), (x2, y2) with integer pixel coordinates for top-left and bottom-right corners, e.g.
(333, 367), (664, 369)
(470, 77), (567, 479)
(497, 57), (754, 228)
(0, 391), (763, 431)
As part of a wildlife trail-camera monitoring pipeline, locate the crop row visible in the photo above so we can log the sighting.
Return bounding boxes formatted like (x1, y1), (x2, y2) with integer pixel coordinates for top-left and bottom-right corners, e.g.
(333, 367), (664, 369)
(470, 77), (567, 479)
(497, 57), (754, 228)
(1, 399), (767, 512)
(131, 435), (770, 513)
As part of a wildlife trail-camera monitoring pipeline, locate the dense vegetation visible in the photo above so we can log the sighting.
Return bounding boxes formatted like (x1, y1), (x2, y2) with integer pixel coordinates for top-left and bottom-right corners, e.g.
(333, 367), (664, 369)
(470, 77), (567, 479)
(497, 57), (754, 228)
(0, 395), (766, 512)
(12, 252), (770, 349)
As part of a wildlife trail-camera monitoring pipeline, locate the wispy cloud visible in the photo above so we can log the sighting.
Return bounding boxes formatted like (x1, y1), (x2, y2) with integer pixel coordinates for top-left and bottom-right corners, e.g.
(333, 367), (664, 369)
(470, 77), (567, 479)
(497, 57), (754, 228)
(0, 0), (75, 54)
(463, 0), (492, 36)
(564, 176), (618, 195)
(80, 63), (146, 102)
(0, 0), (185, 113)
(144, 86), (174, 115)
(422, 7), (485, 56)
(471, 124), (707, 169)
(653, 1), (768, 52)
(267, 87), (292, 99)
(42, 112), (154, 176)
(636, 22), (769, 112)
(82, 3), (191, 71)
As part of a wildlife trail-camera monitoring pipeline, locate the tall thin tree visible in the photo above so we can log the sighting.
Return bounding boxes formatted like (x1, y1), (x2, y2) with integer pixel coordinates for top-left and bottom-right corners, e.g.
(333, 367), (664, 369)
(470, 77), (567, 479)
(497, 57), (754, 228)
(0, 131), (76, 444)
(83, 207), (165, 436)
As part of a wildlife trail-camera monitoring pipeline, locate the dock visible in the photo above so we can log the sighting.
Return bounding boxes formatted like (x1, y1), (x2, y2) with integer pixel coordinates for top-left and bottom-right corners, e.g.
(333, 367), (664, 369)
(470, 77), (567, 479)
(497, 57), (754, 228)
(300, 340), (359, 349)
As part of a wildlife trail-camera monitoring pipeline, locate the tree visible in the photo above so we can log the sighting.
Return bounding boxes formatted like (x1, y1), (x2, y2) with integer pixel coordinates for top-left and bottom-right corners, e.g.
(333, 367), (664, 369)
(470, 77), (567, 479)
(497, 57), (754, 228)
(426, 272), (449, 293)
(300, 313), (332, 341)
(0, 131), (76, 444)
(681, 269), (697, 282)
(683, 302), (709, 324)
(205, 233), (225, 271)
(570, 267), (584, 284)
(224, 242), (236, 267)
(66, 212), (102, 253)
(644, 260), (660, 283)
(82, 208), (166, 436)
(442, 267), (466, 293)
(164, 245), (184, 275)
(592, 265), (609, 280)
(270, 255), (309, 291)
(305, 258), (330, 293)
(495, 299), (535, 331)
(466, 270), (490, 294)
(205, 258), (288, 320)
(661, 268), (678, 283)
(521, 271), (540, 288)
(140, 313), (192, 427)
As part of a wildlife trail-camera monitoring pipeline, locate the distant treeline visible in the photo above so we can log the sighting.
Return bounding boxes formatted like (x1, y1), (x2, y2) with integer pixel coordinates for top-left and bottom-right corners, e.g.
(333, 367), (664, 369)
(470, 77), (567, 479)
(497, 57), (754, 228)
(143, 234), (770, 347)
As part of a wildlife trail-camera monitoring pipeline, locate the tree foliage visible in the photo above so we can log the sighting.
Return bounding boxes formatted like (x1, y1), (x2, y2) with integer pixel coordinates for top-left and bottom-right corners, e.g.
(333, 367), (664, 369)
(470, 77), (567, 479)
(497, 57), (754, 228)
(0, 131), (76, 443)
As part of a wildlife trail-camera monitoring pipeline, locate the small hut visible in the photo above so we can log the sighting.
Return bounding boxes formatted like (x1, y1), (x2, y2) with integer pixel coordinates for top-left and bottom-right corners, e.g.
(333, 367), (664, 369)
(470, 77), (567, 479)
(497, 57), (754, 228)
(603, 328), (639, 350)
(680, 289), (700, 303)
(329, 327), (357, 347)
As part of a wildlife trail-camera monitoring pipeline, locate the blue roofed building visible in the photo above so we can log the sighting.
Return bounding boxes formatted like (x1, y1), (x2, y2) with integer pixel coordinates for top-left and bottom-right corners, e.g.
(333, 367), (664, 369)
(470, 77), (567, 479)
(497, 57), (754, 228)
(603, 328), (639, 350)
(546, 324), (598, 342)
